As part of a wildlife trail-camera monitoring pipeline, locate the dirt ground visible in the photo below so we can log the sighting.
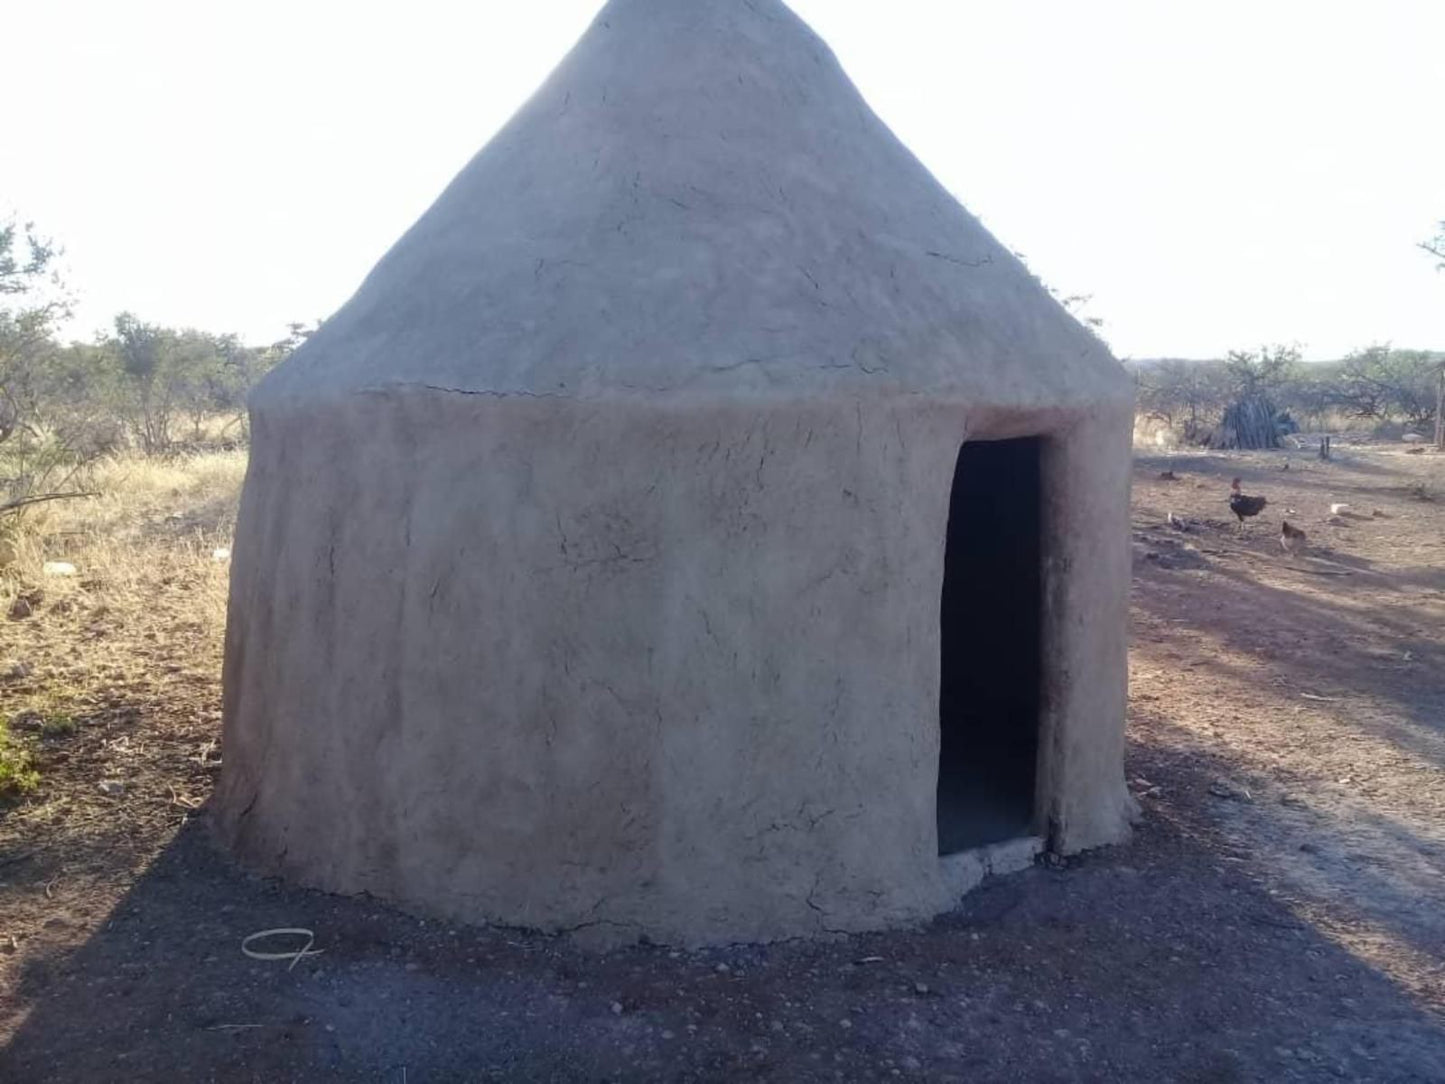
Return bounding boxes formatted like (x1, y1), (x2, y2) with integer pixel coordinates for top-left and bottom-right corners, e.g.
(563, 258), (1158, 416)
(1, 443), (1442, 1082)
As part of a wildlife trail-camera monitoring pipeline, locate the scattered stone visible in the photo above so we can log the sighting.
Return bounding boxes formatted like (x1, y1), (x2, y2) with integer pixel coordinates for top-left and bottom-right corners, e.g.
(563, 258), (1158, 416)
(2, 708), (39, 734)
(42, 561), (77, 577)
(610, 1001), (623, 1015)
(8, 594), (38, 620)
(900, 1056), (922, 1071)
(212, 547), (231, 562)
(714, 962), (730, 974)
(97, 780), (127, 798)
(839, 1018), (852, 1030)
(1401, 432), (1425, 443)
(660, 1030), (675, 1040)
(913, 982), (930, 996)
(1208, 781), (1251, 802)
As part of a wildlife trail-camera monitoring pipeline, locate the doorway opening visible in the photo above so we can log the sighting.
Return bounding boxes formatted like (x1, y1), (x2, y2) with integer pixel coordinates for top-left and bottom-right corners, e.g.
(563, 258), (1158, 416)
(937, 436), (1043, 855)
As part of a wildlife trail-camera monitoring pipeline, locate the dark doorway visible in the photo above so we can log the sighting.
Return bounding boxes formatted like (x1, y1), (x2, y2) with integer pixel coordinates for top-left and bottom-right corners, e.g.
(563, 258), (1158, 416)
(937, 437), (1042, 855)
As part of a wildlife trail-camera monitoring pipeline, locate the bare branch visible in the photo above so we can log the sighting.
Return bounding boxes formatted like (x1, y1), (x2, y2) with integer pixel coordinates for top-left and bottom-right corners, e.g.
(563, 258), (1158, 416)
(0, 490), (102, 515)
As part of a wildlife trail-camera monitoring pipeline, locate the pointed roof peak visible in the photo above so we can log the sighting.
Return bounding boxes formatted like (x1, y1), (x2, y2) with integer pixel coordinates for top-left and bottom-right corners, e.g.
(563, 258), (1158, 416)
(260, 0), (1123, 410)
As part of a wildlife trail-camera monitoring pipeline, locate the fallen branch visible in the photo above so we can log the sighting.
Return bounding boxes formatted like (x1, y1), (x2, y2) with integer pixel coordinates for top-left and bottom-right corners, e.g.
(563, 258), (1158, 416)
(0, 490), (102, 515)
(1283, 566), (1353, 577)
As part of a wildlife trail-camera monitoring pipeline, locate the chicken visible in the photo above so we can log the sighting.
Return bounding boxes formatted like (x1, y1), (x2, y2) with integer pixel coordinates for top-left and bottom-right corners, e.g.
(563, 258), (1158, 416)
(1280, 520), (1307, 555)
(1228, 477), (1267, 531)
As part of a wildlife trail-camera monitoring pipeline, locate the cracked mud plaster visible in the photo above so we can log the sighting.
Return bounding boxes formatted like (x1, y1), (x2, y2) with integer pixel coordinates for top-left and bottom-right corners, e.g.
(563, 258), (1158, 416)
(216, 0), (1133, 945)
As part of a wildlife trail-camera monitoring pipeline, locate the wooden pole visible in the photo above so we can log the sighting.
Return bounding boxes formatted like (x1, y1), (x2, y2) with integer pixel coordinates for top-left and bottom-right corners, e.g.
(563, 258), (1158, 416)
(1435, 366), (1444, 450)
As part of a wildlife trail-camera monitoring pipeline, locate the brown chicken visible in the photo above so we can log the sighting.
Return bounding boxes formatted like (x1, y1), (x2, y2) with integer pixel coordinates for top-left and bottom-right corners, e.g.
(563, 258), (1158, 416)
(1280, 520), (1307, 555)
(1228, 478), (1267, 531)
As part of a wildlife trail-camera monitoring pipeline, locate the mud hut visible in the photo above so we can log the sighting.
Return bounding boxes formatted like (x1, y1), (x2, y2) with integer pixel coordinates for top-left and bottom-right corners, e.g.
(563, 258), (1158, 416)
(216, 0), (1135, 945)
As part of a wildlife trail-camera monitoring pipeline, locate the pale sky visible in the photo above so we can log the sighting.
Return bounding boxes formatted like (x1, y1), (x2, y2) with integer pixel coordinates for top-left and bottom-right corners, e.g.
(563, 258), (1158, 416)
(4, 0), (1443, 360)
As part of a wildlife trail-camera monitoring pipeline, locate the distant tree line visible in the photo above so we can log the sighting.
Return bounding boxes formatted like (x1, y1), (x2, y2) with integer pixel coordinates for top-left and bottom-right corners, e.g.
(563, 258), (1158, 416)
(1, 220), (312, 520)
(1129, 345), (1445, 449)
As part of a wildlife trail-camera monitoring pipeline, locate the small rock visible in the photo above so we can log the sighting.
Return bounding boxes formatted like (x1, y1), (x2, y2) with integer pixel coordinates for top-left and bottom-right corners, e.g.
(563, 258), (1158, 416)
(900, 1056), (922, 1071)
(610, 1001), (623, 1015)
(661, 1030), (675, 1040)
(839, 1018), (852, 1030)
(1208, 781), (1250, 801)
(714, 962), (730, 973)
(42, 561), (77, 577)
(8, 595), (36, 620)
(913, 982), (930, 996)
(212, 547), (231, 562)
(1401, 432), (1425, 443)
(97, 780), (126, 798)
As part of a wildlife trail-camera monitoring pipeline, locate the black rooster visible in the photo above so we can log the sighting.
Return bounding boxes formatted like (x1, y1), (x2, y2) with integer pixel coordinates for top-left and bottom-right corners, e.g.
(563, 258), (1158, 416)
(1229, 477), (1267, 531)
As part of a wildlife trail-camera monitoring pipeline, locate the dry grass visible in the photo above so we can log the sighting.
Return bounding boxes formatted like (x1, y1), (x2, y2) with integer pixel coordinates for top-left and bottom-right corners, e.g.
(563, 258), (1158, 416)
(0, 446), (243, 920)
(1, 448), (245, 630)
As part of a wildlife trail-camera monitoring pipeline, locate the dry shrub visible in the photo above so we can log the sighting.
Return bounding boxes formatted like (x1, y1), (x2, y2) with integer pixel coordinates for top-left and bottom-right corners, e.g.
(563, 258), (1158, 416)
(1, 446), (247, 679)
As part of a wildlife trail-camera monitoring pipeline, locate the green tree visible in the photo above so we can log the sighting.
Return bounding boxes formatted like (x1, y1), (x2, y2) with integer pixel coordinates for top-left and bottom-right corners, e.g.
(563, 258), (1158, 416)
(1133, 358), (1232, 434)
(0, 220), (104, 519)
(1336, 345), (1443, 431)
(1224, 345), (1299, 398)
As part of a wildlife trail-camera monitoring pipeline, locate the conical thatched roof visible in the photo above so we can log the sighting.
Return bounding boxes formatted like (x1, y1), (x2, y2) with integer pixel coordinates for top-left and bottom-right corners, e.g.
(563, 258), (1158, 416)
(258, 0), (1125, 412)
